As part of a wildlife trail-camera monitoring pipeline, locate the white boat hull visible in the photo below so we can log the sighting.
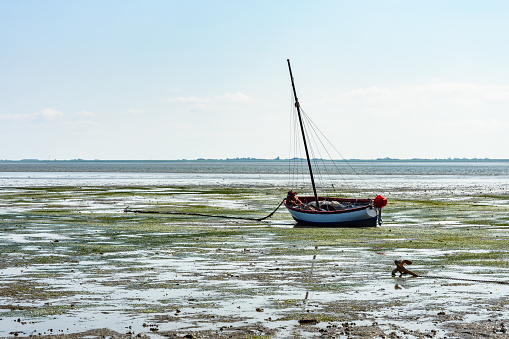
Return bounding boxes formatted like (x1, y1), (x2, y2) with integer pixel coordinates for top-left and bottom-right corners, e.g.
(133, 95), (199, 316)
(284, 197), (378, 227)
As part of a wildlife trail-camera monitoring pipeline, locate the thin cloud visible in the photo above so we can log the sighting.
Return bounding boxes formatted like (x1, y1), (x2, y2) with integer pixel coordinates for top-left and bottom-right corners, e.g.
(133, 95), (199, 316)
(215, 92), (253, 103)
(437, 118), (507, 134)
(345, 82), (509, 103)
(168, 92), (254, 111)
(127, 108), (146, 114)
(62, 120), (100, 128)
(75, 110), (97, 117)
(329, 81), (509, 118)
(171, 96), (202, 103)
(40, 108), (63, 119)
(0, 108), (64, 122)
(0, 113), (35, 122)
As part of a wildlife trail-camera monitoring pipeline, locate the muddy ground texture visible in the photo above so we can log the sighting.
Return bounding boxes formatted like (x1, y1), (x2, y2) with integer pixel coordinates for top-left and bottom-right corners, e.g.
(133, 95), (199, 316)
(1, 184), (509, 338)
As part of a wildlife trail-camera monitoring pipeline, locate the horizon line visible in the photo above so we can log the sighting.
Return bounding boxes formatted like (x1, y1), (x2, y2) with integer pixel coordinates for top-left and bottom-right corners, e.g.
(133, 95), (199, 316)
(0, 157), (506, 162)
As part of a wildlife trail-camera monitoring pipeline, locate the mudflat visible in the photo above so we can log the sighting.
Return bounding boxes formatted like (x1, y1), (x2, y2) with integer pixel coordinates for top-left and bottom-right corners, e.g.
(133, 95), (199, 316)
(1, 183), (508, 338)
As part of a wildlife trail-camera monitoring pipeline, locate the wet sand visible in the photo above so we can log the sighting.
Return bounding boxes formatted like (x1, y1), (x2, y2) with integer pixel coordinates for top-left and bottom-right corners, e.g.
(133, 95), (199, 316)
(1, 181), (509, 338)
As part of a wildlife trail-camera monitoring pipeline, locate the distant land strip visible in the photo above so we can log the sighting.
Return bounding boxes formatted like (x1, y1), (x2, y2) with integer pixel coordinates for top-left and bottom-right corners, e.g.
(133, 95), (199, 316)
(0, 158), (507, 163)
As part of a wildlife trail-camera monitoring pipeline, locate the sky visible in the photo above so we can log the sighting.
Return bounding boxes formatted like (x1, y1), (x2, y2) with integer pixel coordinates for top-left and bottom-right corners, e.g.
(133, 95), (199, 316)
(1, 0), (509, 160)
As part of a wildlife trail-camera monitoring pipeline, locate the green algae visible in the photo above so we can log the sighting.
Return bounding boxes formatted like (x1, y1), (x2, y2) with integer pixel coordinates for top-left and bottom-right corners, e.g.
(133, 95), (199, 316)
(436, 251), (509, 267)
(5, 305), (79, 318)
(0, 282), (81, 300)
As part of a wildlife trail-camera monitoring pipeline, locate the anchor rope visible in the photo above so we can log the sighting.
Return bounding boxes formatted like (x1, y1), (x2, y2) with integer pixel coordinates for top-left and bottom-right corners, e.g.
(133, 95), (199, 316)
(392, 260), (509, 285)
(124, 198), (286, 222)
(415, 274), (509, 285)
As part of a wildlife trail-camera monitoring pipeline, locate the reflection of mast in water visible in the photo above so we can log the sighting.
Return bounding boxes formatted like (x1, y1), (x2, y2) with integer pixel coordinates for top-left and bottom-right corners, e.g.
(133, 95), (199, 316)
(303, 248), (318, 303)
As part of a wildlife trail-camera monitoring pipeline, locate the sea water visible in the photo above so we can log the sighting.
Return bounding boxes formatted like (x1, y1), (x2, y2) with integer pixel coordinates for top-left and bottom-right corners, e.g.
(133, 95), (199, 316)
(0, 160), (508, 200)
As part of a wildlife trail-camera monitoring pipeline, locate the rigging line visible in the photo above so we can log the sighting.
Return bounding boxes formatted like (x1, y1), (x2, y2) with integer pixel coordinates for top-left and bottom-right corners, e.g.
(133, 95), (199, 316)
(295, 121), (306, 185)
(300, 108), (355, 193)
(290, 101), (333, 195)
(289, 99), (309, 191)
(302, 111), (347, 195)
(299, 108), (371, 192)
(301, 109), (348, 190)
(289, 88), (300, 188)
(290, 92), (306, 189)
(302, 109), (332, 194)
(296, 106), (339, 196)
(308, 130), (329, 194)
(298, 108), (327, 196)
(291, 110), (306, 188)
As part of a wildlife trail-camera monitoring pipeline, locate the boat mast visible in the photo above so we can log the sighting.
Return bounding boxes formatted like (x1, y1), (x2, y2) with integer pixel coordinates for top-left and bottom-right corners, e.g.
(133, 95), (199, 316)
(287, 59), (320, 208)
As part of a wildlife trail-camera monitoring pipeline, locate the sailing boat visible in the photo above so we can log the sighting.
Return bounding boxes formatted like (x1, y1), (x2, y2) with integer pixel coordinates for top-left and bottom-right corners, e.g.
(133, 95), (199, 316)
(283, 59), (387, 227)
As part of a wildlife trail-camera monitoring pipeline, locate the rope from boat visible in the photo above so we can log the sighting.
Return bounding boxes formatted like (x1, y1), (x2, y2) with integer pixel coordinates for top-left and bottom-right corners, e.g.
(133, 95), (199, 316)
(123, 199), (285, 222)
(377, 207), (383, 226)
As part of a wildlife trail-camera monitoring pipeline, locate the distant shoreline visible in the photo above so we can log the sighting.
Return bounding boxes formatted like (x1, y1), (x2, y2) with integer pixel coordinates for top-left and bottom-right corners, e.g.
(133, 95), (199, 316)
(0, 158), (507, 163)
